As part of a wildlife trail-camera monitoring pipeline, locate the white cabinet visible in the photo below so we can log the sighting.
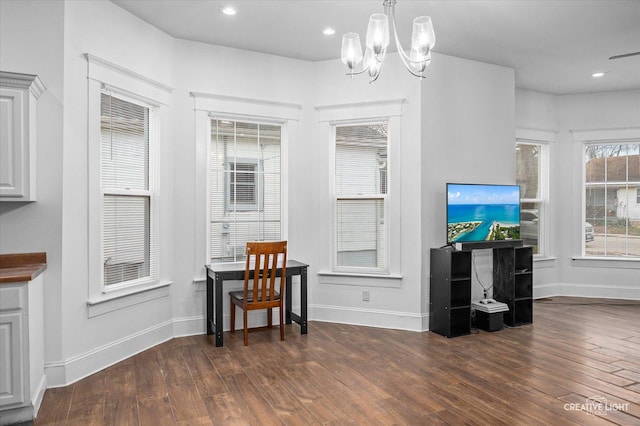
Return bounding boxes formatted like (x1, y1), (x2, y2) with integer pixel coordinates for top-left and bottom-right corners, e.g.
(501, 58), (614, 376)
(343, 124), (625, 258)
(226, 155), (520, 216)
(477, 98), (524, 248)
(0, 292), (26, 408)
(0, 274), (45, 424)
(0, 71), (45, 202)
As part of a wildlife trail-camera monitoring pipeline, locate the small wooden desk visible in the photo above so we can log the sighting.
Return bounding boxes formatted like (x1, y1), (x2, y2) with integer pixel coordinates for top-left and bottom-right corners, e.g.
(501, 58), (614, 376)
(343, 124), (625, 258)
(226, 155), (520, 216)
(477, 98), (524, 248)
(205, 260), (309, 347)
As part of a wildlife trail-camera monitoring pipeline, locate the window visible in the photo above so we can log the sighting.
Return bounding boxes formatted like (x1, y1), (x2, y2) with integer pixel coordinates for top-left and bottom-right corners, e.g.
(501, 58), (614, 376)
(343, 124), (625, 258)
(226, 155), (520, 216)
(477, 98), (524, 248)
(334, 122), (388, 272)
(584, 142), (640, 257)
(100, 92), (156, 286)
(85, 54), (171, 314)
(210, 119), (281, 262)
(226, 160), (263, 210)
(516, 141), (548, 255)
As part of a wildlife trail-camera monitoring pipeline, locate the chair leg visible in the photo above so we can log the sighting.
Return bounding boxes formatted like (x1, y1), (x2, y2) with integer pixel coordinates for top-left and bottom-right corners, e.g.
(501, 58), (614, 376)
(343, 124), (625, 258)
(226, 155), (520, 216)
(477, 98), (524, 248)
(230, 301), (235, 333)
(243, 309), (248, 346)
(268, 308), (273, 328)
(279, 304), (285, 341)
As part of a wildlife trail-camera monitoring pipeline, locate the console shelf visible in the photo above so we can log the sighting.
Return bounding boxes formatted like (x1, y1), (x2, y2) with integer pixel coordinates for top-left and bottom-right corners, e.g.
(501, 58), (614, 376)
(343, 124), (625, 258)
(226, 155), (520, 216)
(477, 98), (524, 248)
(493, 246), (533, 326)
(429, 248), (472, 337)
(430, 244), (533, 337)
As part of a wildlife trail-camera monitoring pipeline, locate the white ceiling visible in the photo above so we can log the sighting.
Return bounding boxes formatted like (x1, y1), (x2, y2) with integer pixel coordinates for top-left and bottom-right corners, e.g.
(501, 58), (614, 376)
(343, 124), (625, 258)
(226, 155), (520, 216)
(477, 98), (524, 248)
(111, 0), (640, 95)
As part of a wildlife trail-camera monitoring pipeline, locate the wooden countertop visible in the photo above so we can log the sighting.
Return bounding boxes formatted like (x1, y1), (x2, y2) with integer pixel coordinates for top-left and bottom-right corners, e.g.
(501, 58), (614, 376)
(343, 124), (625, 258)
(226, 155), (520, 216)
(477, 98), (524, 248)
(0, 252), (47, 284)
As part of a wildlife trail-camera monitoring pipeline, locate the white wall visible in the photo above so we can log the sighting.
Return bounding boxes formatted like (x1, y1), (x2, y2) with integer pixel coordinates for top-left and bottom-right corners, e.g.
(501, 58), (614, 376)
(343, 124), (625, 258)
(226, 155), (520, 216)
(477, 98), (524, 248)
(170, 39), (312, 334)
(48, 0), (177, 385)
(422, 53), (516, 319)
(515, 89), (560, 294)
(309, 55), (425, 330)
(3, 0), (637, 392)
(0, 0), (521, 386)
(515, 89), (558, 131)
(0, 0), (65, 377)
(556, 90), (640, 299)
(617, 187), (640, 220)
(516, 89), (640, 299)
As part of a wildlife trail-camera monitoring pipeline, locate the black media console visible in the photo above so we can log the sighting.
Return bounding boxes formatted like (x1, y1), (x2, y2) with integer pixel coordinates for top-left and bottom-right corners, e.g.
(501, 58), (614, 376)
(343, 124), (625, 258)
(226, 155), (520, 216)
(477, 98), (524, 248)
(429, 242), (533, 337)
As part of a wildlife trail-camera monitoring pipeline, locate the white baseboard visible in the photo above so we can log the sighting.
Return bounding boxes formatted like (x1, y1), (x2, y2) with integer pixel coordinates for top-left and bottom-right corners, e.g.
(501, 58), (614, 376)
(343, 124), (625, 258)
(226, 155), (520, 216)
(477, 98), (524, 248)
(45, 320), (174, 388)
(534, 282), (640, 300)
(45, 305), (427, 387)
(45, 310), (295, 387)
(555, 283), (640, 300)
(172, 315), (206, 338)
(311, 304), (426, 332)
(533, 283), (560, 299)
(31, 374), (47, 418)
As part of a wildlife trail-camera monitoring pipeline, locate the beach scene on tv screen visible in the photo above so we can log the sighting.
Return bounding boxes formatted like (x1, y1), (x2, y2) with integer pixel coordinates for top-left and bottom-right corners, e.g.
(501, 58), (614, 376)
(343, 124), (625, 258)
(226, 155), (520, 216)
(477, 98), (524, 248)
(447, 184), (520, 243)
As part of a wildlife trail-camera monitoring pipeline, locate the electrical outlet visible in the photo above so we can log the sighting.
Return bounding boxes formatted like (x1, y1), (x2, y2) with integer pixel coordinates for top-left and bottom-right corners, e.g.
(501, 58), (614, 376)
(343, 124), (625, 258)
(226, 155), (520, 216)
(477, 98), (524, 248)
(362, 290), (370, 302)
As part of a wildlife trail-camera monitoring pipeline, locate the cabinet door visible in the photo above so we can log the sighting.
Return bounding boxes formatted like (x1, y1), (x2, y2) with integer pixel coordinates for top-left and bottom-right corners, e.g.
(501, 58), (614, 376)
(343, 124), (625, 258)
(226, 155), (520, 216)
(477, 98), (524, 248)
(0, 312), (26, 407)
(0, 87), (28, 199)
(0, 72), (44, 202)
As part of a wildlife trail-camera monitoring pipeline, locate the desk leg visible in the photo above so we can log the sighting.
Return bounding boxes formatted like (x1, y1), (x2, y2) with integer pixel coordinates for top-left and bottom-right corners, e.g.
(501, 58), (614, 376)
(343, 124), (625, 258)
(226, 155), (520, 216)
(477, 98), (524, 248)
(285, 275), (292, 325)
(206, 273), (213, 335)
(301, 267), (308, 334)
(214, 273), (224, 347)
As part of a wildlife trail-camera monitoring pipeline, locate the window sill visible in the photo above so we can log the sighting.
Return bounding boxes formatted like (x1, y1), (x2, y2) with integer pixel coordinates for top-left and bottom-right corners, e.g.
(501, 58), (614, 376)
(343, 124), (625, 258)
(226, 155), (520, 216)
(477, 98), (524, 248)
(572, 256), (640, 269)
(318, 270), (403, 288)
(533, 256), (557, 268)
(87, 280), (172, 318)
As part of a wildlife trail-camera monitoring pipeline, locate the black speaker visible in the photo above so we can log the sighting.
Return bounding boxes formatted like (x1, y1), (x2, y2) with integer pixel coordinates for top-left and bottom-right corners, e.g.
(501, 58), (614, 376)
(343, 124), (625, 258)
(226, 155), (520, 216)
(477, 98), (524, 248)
(453, 240), (523, 251)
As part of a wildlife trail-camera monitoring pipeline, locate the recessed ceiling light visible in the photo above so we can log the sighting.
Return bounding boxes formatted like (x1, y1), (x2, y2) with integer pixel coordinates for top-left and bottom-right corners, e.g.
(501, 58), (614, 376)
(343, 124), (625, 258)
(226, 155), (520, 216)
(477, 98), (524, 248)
(323, 27), (336, 36)
(592, 72), (605, 78)
(220, 6), (236, 16)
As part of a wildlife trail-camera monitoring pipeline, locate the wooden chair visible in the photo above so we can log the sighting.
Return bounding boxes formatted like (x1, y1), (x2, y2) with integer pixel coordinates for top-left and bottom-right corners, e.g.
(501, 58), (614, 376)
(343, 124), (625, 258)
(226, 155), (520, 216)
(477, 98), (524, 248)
(229, 241), (288, 346)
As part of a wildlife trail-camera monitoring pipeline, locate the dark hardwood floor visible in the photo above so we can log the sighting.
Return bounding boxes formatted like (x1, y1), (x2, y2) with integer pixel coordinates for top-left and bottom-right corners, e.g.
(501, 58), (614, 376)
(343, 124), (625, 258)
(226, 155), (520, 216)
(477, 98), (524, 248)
(35, 297), (640, 425)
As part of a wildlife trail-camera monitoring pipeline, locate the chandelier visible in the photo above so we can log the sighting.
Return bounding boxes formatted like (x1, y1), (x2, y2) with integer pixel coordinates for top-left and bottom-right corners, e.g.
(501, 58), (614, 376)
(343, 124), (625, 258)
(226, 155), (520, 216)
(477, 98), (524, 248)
(341, 0), (436, 83)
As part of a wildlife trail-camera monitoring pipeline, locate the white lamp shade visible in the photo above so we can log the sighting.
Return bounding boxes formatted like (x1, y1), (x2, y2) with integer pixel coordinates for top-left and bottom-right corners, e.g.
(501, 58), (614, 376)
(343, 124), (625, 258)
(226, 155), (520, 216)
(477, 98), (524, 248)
(366, 13), (390, 55)
(341, 33), (363, 68)
(411, 16), (436, 53)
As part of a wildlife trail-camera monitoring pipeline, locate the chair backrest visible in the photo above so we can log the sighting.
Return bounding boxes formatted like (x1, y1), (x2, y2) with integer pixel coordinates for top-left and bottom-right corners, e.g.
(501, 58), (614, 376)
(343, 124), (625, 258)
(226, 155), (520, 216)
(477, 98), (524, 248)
(244, 241), (287, 303)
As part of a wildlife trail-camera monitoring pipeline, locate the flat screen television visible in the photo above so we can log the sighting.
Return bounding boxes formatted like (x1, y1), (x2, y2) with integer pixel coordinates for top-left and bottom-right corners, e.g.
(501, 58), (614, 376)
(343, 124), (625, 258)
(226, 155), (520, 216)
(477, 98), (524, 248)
(447, 183), (521, 245)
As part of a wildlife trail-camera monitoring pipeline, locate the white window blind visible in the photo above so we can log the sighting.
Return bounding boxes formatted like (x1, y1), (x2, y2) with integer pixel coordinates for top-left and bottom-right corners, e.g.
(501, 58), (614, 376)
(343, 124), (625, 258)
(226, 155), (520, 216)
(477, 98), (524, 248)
(335, 122), (388, 271)
(210, 119), (281, 263)
(101, 92), (155, 285)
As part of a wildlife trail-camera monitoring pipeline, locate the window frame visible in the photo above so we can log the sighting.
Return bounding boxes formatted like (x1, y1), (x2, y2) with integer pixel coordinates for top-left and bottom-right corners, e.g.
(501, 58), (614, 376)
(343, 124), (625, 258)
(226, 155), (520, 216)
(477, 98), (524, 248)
(332, 120), (390, 274)
(85, 54), (173, 314)
(208, 116), (286, 264)
(100, 91), (155, 289)
(516, 137), (550, 257)
(225, 158), (264, 212)
(582, 139), (640, 259)
(313, 99), (403, 284)
(570, 128), (640, 265)
(191, 92), (299, 282)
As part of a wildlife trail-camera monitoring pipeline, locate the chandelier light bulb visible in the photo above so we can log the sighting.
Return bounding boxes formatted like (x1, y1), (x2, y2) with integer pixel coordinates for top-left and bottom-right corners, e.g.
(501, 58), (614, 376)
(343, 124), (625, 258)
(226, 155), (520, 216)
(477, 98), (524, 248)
(410, 47), (430, 73)
(341, 33), (363, 70)
(364, 47), (382, 80)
